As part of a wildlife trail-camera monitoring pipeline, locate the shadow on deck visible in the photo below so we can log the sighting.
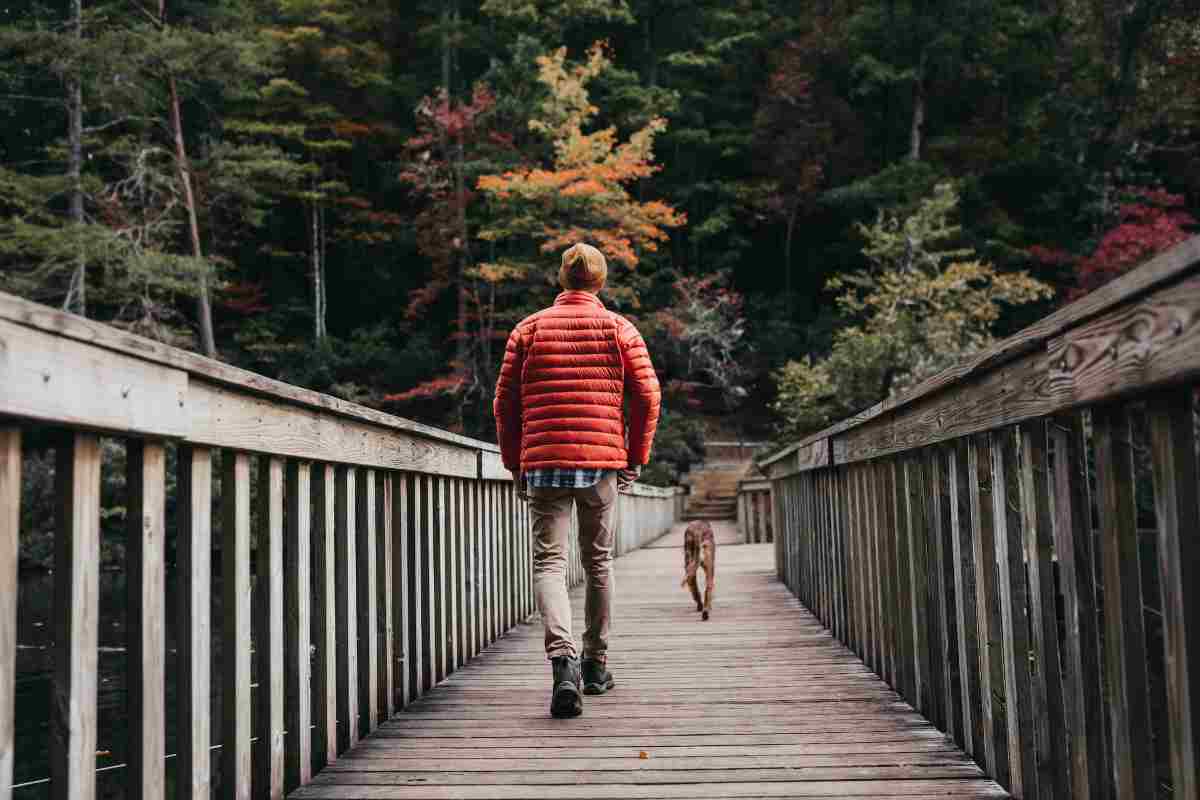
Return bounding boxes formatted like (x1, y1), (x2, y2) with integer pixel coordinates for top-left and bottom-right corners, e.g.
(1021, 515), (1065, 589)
(294, 521), (1008, 799)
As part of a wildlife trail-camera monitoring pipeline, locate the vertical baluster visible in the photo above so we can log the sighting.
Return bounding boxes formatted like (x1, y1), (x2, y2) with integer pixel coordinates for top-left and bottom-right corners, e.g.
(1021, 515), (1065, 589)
(254, 458), (285, 799)
(393, 472), (409, 709)
(844, 466), (861, 657)
(407, 473), (424, 698)
(854, 466), (873, 664)
(892, 458), (915, 702)
(378, 473), (394, 718)
(502, 484), (512, 629)
(951, 438), (983, 761)
(126, 441), (166, 800)
(878, 459), (899, 688)
(428, 475), (443, 683)
(906, 454), (932, 716)
(436, 475), (450, 681)
(1146, 389), (1200, 800)
(283, 460), (312, 790)
(355, 469), (377, 732)
(0, 429), (19, 800)
(466, 480), (478, 660)
(417, 473), (434, 693)
(50, 433), (101, 800)
(451, 478), (463, 669)
(930, 446), (962, 744)
(969, 434), (1007, 783)
(221, 451), (252, 800)
(311, 464), (337, 766)
(1092, 405), (1157, 798)
(991, 430), (1037, 797)
(334, 465), (358, 750)
(521, 488), (531, 619)
(1019, 422), (1070, 797)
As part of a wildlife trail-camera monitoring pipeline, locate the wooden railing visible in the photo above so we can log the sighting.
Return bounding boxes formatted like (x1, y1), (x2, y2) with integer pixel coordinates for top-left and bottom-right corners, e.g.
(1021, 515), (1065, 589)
(760, 235), (1200, 800)
(0, 290), (682, 800)
(736, 479), (773, 543)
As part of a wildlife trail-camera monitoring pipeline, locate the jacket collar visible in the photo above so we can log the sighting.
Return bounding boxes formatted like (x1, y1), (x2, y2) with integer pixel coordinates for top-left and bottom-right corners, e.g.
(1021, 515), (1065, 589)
(554, 290), (605, 309)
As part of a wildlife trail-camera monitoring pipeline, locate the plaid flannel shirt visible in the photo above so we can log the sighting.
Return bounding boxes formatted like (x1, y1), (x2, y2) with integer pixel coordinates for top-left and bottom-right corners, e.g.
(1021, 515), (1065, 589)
(525, 468), (608, 489)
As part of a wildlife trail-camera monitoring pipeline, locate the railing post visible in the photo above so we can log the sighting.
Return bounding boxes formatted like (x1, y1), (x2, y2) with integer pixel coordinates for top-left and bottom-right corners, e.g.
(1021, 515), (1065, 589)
(255, 456), (285, 799)
(125, 441), (166, 800)
(0, 428), (19, 800)
(220, 451), (252, 800)
(284, 460), (313, 790)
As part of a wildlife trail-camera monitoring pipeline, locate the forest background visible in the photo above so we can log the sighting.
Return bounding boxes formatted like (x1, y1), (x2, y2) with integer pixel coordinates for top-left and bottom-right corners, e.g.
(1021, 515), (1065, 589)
(2, 0), (1199, 495)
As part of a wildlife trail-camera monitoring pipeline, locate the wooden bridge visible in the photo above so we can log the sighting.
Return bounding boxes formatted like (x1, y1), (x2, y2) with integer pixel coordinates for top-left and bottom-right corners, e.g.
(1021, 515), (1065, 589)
(0, 235), (1198, 800)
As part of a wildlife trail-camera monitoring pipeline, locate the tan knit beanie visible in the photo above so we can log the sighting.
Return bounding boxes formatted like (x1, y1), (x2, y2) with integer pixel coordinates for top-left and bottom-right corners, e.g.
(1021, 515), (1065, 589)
(558, 243), (608, 291)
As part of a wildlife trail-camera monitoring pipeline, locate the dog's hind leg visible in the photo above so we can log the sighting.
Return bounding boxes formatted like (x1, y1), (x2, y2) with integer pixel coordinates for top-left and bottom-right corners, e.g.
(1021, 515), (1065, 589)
(686, 569), (703, 612)
(701, 542), (715, 620)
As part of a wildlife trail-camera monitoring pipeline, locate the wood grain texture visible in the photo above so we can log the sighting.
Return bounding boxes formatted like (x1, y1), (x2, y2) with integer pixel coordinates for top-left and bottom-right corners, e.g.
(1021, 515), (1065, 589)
(950, 440), (984, 763)
(312, 464), (338, 767)
(1018, 422), (1069, 798)
(989, 431), (1036, 798)
(188, 381), (477, 478)
(176, 446), (212, 800)
(50, 433), (101, 800)
(1047, 415), (1108, 800)
(125, 441), (166, 800)
(379, 473), (394, 720)
(305, 531), (1007, 800)
(1146, 389), (1200, 800)
(334, 466), (360, 752)
(784, 235), (1200, 454)
(221, 451), (252, 800)
(284, 460), (313, 790)
(0, 319), (188, 438)
(0, 289), (499, 456)
(1092, 405), (1156, 799)
(356, 470), (379, 734)
(256, 457), (286, 800)
(1048, 271), (1200, 407)
(0, 429), (19, 800)
(392, 473), (409, 710)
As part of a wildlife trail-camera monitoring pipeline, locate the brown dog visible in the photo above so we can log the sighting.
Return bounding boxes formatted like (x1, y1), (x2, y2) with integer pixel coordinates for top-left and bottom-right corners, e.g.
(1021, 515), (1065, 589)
(681, 521), (716, 620)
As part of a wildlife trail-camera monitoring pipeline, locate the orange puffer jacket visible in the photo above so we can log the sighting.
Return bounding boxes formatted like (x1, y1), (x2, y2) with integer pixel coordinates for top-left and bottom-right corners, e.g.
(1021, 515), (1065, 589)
(493, 291), (661, 473)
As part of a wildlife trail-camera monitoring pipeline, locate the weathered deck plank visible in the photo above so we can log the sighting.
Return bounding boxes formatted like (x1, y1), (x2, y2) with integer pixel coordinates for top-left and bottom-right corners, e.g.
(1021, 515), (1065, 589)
(294, 522), (1008, 800)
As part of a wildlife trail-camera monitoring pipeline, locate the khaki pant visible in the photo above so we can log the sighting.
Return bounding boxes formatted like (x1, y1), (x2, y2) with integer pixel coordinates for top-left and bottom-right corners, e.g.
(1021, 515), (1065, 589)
(529, 472), (617, 664)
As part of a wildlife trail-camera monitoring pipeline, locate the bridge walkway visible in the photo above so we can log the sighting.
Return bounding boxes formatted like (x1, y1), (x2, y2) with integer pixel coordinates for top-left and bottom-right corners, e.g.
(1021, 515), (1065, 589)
(296, 522), (1008, 799)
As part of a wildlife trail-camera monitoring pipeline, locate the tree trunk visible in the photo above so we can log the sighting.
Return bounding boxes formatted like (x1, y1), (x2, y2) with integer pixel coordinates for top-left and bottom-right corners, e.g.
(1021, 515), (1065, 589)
(319, 204), (328, 340)
(168, 77), (215, 356)
(909, 49), (926, 161)
(64, 0), (85, 316)
(311, 201), (324, 343)
(161, 0), (216, 356)
(784, 200), (799, 313)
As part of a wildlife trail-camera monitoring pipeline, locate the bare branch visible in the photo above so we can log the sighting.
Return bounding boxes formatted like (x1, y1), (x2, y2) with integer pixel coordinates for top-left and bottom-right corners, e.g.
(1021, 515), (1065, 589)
(83, 116), (150, 134)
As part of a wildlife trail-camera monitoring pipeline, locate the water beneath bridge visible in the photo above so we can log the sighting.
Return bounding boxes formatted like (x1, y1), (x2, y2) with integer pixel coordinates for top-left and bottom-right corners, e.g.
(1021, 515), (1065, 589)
(295, 521), (1008, 800)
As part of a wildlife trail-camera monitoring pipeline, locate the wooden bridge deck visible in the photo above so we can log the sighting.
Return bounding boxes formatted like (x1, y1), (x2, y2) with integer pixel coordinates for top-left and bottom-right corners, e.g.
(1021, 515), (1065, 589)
(294, 521), (1008, 799)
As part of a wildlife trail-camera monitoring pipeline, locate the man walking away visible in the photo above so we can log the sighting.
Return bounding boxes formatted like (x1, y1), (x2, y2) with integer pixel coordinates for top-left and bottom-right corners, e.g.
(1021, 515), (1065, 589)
(493, 242), (661, 718)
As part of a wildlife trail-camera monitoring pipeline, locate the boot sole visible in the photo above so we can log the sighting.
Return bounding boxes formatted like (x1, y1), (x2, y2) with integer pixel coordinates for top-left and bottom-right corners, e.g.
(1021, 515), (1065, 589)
(550, 682), (583, 718)
(583, 678), (614, 696)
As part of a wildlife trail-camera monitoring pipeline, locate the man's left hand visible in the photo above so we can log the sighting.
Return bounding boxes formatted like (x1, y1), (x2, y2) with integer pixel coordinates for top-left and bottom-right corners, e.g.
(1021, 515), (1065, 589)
(513, 473), (529, 502)
(617, 465), (641, 491)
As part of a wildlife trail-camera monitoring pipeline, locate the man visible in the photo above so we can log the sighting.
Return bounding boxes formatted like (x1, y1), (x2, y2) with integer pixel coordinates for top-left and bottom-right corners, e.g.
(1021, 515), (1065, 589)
(493, 242), (661, 718)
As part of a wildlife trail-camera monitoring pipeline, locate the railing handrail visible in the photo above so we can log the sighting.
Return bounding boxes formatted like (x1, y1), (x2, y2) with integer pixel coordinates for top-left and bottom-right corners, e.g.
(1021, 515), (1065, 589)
(760, 234), (1200, 474)
(0, 289), (498, 455)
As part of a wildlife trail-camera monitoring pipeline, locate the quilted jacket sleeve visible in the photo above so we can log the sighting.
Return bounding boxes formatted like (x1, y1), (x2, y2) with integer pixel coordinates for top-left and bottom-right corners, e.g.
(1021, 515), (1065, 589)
(618, 318), (662, 466)
(493, 325), (525, 473)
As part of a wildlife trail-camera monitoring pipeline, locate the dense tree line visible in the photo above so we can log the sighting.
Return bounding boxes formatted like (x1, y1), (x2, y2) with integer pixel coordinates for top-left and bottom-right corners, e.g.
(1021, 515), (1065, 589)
(2, 0), (1197, 458)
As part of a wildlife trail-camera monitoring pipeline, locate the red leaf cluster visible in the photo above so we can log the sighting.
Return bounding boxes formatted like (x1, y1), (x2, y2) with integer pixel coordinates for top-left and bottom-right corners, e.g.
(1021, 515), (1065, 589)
(1072, 187), (1196, 298)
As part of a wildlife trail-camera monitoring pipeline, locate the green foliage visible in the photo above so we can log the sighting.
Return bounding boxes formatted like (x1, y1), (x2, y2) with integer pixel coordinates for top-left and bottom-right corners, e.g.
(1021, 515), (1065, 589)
(772, 184), (1053, 439)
